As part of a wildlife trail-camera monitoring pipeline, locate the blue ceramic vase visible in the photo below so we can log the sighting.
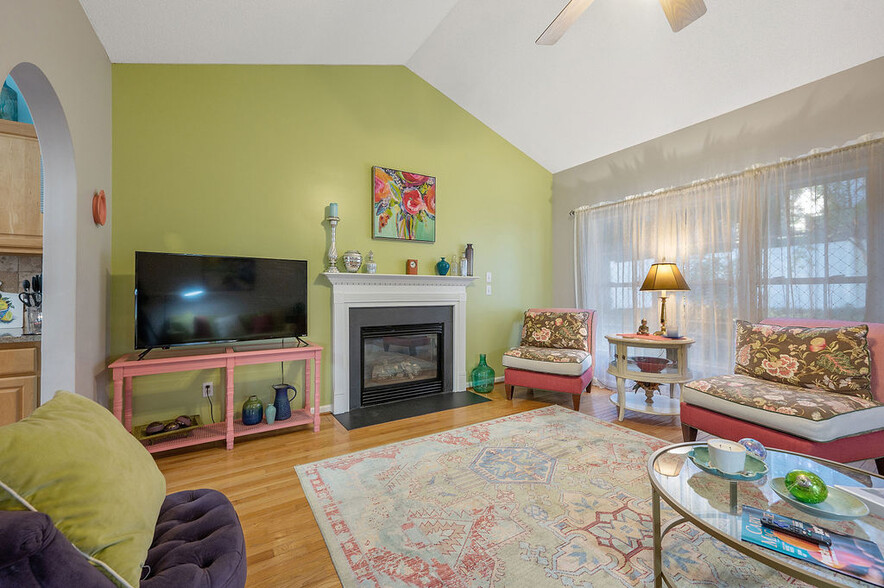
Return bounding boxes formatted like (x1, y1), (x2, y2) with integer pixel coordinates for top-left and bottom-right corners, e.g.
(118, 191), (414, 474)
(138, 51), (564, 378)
(273, 384), (297, 421)
(436, 257), (450, 276)
(241, 395), (263, 426)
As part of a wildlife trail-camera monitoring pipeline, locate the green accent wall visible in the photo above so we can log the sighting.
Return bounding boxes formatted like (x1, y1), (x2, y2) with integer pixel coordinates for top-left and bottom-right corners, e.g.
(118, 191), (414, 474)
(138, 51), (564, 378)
(111, 64), (551, 423)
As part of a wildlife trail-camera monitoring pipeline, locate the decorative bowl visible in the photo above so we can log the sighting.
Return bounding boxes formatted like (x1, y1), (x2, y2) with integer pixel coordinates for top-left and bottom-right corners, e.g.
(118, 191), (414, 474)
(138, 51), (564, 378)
(771, 477), (869, 520)
(134, 414), (202, 444)
(687, 446), (769, 481)
(342, 250), (363, 273)
(633, 356), (671, 373)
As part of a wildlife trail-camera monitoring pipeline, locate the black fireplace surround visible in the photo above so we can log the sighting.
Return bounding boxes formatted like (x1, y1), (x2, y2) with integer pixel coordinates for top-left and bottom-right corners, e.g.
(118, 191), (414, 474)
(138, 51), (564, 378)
(349, 306), (453, 410)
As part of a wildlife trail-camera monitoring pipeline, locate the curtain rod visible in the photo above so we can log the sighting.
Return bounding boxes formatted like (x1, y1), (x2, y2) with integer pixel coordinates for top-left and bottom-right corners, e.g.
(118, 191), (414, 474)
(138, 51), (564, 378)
(568, 134), (884, 216)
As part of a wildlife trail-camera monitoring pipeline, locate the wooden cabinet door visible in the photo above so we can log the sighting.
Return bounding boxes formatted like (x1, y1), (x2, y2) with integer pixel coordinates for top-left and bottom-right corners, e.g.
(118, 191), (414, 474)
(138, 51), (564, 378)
(0, 120), (42, 254)
(0, 375), (36, 426)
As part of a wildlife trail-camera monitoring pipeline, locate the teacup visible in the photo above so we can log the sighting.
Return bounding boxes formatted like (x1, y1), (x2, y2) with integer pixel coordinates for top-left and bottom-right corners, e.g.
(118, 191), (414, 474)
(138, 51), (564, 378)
(707, 438), (747, 474)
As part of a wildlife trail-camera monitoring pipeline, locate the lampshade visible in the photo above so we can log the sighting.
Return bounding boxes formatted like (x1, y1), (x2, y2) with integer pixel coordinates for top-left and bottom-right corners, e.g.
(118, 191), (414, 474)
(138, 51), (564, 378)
(640, 262), (690, 292)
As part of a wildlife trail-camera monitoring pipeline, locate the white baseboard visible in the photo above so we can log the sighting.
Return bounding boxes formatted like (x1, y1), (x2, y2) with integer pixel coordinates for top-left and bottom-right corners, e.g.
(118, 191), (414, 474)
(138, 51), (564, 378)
(313, 404), (333, 415)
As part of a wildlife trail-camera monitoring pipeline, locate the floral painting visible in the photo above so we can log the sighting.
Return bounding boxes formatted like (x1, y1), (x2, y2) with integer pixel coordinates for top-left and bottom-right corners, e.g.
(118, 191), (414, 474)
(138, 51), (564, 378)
(372, 166), (435, 242)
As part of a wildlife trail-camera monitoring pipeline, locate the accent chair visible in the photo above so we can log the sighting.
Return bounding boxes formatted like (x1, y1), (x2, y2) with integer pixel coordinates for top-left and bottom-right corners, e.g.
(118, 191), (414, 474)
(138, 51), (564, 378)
(502, 308), (595, 410)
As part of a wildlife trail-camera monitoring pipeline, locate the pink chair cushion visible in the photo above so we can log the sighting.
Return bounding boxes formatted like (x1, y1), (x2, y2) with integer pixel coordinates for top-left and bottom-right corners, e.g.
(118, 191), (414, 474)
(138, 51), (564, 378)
(504, 367), (594, 396)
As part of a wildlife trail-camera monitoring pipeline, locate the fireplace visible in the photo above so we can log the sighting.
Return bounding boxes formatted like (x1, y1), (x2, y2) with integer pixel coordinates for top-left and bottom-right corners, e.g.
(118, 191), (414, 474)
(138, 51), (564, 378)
(361, 323), (443, 406)
(349, 306), (453, 410)
(324, 273), (475, 414)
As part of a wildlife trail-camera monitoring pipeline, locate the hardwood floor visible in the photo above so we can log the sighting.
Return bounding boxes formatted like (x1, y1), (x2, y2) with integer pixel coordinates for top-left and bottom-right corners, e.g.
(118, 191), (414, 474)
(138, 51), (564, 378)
(151, 384), (872, 587)
(153, 385), (675, 586)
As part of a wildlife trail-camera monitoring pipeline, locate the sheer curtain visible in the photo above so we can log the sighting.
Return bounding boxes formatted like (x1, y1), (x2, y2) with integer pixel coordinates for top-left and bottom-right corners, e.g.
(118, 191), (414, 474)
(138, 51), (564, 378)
(575, 137), (884, 389)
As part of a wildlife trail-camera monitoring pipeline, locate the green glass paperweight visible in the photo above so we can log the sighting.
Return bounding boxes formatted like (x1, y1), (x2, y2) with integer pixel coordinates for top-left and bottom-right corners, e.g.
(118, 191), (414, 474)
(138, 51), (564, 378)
(470, 354), (495, 394)
(785, 469), (829, 504)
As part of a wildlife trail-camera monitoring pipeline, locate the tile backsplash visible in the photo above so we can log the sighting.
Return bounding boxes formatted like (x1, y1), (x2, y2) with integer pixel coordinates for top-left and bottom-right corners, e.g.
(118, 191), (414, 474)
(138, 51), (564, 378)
(0, 254), (42, 295)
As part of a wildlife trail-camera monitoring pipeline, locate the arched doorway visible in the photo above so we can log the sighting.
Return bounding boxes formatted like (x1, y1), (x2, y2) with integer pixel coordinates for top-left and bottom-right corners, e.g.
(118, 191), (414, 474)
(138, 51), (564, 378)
(8, 63), (77, 405)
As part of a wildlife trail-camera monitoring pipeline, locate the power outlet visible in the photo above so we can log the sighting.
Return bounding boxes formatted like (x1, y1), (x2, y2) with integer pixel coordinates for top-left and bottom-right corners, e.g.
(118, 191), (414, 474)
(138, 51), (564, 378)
(202, 382), (214, 397)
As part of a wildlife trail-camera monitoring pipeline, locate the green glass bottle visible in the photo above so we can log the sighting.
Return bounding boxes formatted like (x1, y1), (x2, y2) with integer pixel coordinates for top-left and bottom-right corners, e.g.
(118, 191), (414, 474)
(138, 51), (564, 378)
(471, 354), (495, 394)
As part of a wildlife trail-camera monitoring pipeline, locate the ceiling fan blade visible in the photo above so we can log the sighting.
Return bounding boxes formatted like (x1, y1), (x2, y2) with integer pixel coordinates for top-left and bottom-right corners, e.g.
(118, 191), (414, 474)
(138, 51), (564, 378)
(536, 0), (597, 45)
(658, 0), (707, 32)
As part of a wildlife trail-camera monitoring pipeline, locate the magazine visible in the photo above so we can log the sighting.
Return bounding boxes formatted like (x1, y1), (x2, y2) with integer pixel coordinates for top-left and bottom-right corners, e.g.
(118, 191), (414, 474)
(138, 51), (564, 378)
(741, 506), (884, 587)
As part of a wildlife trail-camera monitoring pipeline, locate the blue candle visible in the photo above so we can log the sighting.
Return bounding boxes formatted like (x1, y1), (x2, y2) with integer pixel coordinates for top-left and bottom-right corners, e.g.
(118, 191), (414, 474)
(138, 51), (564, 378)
(329, 202), (338, 217)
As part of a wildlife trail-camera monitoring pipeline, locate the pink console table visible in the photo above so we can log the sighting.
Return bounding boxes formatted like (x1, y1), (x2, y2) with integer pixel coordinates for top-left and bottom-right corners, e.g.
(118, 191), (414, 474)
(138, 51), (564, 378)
(109, 342), (322, 452)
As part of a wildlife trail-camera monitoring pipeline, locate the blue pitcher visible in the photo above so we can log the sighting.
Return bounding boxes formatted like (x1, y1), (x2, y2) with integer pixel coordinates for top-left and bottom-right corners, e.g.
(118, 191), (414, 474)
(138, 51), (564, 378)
(272, 383), (297, 421)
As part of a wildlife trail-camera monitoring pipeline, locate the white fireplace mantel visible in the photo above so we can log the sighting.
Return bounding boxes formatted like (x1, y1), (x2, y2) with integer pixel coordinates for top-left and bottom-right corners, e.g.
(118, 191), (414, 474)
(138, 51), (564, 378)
(323, 273), (477, 414)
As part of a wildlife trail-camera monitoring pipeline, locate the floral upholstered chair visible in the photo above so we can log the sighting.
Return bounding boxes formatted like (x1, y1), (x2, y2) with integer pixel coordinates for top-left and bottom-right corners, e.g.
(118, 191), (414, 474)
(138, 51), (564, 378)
(502, 308), (595, 410)
(681, 318), (884, 474)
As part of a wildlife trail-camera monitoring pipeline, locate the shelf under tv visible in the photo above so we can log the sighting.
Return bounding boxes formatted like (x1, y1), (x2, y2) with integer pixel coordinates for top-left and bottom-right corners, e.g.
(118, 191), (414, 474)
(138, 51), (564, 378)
(108, 341), (323, 452)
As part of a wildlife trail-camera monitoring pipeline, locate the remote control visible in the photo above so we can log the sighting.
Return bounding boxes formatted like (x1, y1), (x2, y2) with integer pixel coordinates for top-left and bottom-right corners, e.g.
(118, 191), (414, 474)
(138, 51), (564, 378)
(760, 512), (832, 546)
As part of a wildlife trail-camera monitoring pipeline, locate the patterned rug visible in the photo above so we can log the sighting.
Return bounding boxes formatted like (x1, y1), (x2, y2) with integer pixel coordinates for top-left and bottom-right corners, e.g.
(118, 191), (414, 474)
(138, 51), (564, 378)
(296, 405), (804, 587)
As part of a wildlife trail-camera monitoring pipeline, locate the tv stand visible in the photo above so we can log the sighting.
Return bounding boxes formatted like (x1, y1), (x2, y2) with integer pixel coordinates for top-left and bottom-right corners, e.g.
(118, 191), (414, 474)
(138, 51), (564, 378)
(109, 341), (322, 452)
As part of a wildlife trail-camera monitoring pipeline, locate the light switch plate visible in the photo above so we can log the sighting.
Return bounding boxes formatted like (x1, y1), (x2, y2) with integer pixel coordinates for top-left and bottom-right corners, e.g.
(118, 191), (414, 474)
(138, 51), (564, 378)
(486, 285), (492, 295)
(486, 272), (492, 283)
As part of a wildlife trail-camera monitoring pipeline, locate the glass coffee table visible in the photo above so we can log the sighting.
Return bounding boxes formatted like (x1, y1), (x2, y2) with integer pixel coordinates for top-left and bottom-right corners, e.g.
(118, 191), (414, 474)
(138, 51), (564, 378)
(648, 442), (884, 587)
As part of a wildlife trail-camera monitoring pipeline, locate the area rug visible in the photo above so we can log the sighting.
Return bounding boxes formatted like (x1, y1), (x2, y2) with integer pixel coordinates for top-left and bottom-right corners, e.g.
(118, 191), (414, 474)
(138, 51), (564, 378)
(296, 405), (805, 587)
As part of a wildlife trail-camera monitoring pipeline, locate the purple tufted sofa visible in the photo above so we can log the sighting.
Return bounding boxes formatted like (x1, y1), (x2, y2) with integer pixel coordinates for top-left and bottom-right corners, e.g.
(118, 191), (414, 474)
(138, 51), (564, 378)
(0, 488), (246, 587)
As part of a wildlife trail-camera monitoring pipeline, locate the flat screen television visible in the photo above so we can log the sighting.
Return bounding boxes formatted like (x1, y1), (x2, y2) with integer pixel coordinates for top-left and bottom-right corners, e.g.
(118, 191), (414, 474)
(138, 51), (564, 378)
(135, 252), (308, 350)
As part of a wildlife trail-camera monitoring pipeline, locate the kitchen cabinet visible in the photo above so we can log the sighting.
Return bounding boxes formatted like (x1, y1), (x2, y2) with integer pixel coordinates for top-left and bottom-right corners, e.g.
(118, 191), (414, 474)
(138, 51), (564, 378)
(0, 342), (39, 426)
(0, 120), (42, 254)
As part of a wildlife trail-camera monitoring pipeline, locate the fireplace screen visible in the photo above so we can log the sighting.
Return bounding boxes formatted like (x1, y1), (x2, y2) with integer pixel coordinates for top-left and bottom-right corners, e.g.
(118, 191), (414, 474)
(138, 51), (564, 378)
(361, 323), (443, 405)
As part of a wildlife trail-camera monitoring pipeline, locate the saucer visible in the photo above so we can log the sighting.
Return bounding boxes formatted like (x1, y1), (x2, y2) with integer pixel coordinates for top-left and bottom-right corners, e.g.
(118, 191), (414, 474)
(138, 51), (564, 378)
(688, 446), (769, 481)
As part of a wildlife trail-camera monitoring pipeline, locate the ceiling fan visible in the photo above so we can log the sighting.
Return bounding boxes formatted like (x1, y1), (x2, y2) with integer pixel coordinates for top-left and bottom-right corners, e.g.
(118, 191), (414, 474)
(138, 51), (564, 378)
(536, 0), (707, 45)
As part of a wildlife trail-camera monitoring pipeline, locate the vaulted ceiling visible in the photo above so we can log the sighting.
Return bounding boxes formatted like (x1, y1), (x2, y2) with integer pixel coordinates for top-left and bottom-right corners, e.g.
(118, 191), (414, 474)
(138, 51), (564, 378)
(79, 0), (884, 172)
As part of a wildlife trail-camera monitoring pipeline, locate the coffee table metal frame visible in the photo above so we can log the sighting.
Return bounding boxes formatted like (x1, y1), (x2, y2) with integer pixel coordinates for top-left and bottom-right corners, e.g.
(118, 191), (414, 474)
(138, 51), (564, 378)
(648, 442), (884, 588)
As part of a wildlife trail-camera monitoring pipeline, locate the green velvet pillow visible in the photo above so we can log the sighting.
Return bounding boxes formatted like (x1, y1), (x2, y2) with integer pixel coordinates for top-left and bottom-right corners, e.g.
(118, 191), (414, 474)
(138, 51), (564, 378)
(0, 391), (166, 586)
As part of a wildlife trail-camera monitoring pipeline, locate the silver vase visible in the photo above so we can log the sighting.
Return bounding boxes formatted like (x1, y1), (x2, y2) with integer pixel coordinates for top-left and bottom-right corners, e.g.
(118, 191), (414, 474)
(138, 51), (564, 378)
(342, 250), (363, 273)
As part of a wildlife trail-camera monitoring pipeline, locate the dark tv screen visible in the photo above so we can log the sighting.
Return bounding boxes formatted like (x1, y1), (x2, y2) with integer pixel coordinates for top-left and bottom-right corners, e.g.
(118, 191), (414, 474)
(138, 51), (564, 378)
(135, 252), (307, 349)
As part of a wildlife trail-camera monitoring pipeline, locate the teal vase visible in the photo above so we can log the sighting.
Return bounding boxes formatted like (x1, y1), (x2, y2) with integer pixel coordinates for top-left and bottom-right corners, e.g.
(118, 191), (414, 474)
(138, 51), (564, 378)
(471, 354), (495, 393)
(436, 257), (450, 276)
(241, 395), (263, 426)
(265, 403), (276, 425)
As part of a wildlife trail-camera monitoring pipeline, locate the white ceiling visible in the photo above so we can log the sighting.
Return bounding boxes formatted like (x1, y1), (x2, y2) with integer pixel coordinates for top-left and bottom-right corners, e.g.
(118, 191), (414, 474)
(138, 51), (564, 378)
(79, 0), (884, 173)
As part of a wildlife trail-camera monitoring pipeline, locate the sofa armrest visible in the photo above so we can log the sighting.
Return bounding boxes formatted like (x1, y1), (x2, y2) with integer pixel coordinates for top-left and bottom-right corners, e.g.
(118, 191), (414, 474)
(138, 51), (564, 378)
(0, 510), (114, 587)
(0, 510), (54, 564)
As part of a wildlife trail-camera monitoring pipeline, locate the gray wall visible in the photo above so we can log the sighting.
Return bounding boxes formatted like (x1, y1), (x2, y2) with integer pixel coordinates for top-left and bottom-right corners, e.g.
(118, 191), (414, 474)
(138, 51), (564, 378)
(552, 57), (884, 307)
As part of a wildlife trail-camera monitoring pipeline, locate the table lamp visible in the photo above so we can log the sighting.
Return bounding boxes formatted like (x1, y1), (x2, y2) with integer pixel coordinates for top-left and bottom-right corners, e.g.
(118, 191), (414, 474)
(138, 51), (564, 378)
(640, 262), (690, 335)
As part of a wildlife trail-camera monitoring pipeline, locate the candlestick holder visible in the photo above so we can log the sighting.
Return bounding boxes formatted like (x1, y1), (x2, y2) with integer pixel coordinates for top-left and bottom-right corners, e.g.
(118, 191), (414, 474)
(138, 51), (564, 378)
(325, 216), (340, 272)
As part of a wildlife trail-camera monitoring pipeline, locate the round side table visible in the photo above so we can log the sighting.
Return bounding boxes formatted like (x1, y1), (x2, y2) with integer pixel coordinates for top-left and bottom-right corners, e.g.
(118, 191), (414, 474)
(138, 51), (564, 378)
(604, 334), (694, 421)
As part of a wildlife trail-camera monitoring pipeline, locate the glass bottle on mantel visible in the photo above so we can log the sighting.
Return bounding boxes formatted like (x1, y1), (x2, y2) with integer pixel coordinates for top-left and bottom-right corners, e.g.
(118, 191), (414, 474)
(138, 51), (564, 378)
(459, 253), (468, 277)
(365, 250), (377, 274)
(465, 243), (474, 277)
(470, 354), (495, 394)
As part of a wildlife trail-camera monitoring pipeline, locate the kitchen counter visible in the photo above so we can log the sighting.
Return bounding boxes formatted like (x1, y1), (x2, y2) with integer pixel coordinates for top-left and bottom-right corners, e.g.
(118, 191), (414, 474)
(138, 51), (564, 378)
(0, 333), (41, 344)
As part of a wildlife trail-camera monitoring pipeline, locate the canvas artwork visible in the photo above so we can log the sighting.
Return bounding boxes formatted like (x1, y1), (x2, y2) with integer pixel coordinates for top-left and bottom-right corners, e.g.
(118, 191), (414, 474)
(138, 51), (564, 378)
(372, 166), (435, 242)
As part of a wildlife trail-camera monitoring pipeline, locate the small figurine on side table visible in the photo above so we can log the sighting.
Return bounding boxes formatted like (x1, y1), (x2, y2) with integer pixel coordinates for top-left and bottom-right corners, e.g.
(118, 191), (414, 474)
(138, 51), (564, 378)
(637, 319), (650, 335)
